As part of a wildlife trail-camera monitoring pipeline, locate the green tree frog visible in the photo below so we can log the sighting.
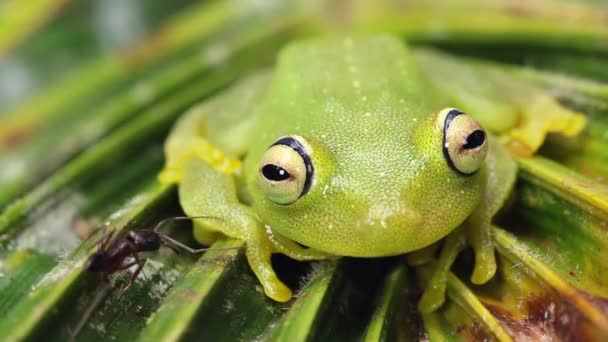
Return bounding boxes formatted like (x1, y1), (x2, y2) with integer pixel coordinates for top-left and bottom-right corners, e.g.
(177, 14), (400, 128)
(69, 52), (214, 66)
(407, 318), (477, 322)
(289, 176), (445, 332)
(158, 35), (585, 312)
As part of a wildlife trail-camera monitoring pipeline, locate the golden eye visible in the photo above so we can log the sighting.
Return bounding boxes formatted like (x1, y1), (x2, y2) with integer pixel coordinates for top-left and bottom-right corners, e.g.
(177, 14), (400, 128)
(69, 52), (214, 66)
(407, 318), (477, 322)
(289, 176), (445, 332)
(259, 136), (313, 205)
(440, 108), (488, 175)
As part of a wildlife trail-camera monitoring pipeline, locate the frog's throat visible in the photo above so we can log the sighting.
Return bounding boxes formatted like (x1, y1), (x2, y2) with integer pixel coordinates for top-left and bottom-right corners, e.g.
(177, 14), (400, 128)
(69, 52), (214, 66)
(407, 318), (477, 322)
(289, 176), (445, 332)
(158, 137), (241, 184)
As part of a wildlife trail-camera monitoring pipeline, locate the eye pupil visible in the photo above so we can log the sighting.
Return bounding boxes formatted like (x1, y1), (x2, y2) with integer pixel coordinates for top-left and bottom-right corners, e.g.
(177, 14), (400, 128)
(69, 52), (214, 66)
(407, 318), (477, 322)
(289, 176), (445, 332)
(262, 164), (291, 181)
(463, 130), (485, 150)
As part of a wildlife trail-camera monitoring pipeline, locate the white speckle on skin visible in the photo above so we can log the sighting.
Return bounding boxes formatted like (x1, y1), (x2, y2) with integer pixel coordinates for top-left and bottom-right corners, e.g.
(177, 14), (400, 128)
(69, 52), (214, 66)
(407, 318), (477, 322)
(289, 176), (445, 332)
(444, 142), (450, 148)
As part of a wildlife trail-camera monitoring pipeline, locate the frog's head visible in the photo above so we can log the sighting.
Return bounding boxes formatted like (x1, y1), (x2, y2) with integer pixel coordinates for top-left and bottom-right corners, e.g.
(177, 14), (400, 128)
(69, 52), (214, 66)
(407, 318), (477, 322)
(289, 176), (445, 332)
(245, 36), (488, 256)
(248, 107), (488, 257)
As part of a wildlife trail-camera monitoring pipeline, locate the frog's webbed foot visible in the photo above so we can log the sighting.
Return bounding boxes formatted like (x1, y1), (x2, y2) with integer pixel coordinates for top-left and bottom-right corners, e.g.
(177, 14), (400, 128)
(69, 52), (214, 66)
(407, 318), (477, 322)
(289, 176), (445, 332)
(497, 83), (586, 157)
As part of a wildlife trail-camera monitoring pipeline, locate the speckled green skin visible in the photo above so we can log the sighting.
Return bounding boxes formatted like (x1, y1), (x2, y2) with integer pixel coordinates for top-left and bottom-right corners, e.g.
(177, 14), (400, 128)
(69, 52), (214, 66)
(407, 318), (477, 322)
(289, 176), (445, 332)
(162, 35), (518, 306)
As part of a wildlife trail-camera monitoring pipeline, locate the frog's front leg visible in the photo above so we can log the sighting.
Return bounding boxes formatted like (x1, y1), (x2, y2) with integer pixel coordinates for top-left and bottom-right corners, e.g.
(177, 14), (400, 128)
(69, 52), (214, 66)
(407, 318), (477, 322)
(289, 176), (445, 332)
(418, 136), (517, 313)
(179, 159), (292, 302)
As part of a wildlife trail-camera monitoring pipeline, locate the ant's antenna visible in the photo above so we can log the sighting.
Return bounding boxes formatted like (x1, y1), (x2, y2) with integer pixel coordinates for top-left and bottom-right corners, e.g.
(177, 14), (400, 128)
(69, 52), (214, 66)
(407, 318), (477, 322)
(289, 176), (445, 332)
(153, 215), (237, 254)
(152, 215), (223, 233)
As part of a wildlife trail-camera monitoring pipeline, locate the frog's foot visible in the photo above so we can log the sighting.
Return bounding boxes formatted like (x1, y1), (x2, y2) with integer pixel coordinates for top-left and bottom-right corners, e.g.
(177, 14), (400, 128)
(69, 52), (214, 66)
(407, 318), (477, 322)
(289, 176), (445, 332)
(502, 94), (586, 157)
(159, 136), (241, 184)
(470, 244), (496, 285)
(466, 219), (496, 285)
(418, 230), (466, 313)
(418, 222), (497, 313)
(266, 229), (335, 261)
(245, 224), (292, 302)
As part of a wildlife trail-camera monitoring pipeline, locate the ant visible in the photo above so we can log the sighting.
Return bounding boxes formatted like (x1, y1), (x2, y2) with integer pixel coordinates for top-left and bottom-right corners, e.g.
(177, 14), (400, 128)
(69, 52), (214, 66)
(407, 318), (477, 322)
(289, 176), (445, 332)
(84, 215), (232, 294)
(71, 216), (234, 341)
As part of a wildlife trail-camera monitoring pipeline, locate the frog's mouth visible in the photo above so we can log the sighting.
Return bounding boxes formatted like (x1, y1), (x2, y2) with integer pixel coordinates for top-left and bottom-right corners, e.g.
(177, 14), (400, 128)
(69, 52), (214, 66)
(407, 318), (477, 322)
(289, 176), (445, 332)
(294, 240), (312, 249)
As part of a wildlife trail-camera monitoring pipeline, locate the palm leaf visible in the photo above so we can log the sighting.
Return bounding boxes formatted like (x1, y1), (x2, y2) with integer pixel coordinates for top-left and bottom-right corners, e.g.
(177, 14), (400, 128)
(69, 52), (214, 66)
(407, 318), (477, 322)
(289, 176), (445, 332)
(1, 1), (607, 341)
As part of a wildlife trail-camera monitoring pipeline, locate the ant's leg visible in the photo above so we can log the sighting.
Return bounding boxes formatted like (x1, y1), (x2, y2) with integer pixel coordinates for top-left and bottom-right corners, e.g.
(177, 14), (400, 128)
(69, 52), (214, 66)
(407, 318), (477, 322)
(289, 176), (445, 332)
(100, 230), (116, 250)
(87, 230), (116, 251)
(82, 226), (104, 244)
(87, 230), (115, 252)
(119, 254), (146, 296)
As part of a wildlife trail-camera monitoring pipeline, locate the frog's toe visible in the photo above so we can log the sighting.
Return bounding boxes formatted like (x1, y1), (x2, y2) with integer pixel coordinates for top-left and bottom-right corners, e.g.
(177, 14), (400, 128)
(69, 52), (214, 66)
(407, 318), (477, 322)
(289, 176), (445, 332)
(471, 253), (496, 284)
(244, 227), (294, 302)
(418, 282), (446, 314)
(263, 279), (292, 302)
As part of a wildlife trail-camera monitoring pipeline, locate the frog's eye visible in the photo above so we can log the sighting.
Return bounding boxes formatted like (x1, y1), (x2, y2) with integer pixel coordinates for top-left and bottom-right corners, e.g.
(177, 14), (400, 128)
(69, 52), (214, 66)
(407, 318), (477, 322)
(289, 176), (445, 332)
(259, 136), (313, 205)
(440, 108), (488, 175)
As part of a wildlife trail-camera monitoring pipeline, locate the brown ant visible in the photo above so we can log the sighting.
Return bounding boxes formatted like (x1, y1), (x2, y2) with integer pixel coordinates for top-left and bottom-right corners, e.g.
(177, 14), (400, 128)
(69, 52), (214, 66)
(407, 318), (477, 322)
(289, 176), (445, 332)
(69, 216), (235, 341)
(83, 215), (232, 294)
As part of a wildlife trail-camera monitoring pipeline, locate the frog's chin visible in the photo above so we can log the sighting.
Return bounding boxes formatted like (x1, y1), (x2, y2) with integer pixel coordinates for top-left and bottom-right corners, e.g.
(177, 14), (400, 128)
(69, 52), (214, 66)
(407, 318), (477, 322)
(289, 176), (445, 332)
(286, 220), (443, 258)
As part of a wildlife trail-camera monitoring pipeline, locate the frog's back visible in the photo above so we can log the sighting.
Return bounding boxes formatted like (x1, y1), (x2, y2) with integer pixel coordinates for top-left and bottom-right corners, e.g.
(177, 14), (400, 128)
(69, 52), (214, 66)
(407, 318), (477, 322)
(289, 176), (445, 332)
(264, 35), (436, 130)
